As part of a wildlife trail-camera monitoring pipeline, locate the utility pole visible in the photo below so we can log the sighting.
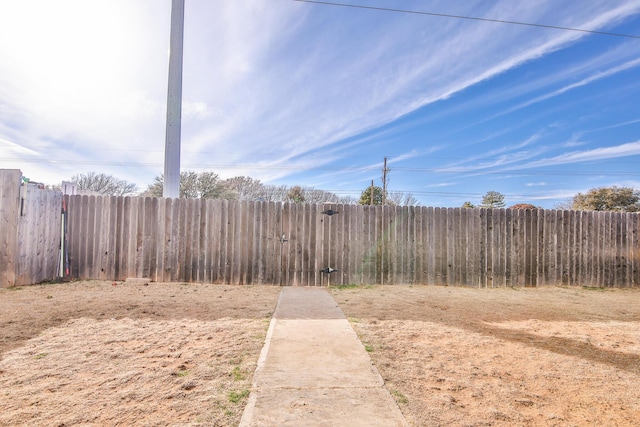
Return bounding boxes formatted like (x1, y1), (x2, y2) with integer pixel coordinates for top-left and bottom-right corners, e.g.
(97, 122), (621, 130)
(370, 180), (375, 206)
(163, 0), (185, 198)
(382, 156), (388, 206)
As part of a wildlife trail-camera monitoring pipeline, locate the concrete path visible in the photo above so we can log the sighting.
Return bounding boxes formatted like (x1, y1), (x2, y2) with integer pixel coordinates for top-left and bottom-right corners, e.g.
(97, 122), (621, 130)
(239, 287), (408, 427)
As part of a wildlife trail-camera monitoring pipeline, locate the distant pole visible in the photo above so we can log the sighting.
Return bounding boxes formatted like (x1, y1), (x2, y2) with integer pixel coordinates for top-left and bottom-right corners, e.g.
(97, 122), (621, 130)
(382, 156), (388, 206)
(370, 180), (374, 206)
(163, 0), (185, 199)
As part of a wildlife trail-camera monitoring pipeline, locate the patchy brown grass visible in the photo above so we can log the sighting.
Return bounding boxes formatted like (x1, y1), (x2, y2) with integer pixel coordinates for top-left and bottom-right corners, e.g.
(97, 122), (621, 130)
(332, 285), (640, 426)
(3, 282), (640, 426)
(0, 281), (280, 426)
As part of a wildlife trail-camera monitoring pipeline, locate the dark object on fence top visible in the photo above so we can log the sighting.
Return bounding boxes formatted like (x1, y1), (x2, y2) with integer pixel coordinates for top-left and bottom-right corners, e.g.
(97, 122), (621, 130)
(322, 209), (339, 216)
(320, 267), (338, 274)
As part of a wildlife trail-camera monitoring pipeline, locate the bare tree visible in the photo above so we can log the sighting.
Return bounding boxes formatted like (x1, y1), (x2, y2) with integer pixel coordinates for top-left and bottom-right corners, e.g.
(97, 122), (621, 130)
(299, 187), (340, 204)
(144, 171), (234, 199)
(554, 199), (573, 210)
(258, 184), (289, 202)
(222, 176), (263, 201)
(387, 191), (420, 206)
(71, 172), (137, 196)
(144, 173), (355, 204)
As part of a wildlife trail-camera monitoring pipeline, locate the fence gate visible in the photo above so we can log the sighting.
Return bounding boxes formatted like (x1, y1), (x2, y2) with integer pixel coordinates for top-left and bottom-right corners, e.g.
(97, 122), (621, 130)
(277, 202), (321, 286)
(261, 202), (396, 287)
(276, 202), (350, 286)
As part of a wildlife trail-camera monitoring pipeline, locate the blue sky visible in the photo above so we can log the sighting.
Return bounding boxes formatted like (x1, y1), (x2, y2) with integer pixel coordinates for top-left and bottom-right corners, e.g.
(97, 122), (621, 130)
(1, 0), (639, 208)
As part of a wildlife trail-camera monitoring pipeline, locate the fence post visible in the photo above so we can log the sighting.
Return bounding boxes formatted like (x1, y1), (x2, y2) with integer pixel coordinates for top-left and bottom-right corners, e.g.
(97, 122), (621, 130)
(0, 170), (22, 287)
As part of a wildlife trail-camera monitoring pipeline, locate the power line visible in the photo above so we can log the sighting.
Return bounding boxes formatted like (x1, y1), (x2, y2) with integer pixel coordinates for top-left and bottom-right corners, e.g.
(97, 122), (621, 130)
(0, 155), (612, 201)
(276, 188), (570, 201)
(3, 157), (640, 176)
(293, 0), (640, 40)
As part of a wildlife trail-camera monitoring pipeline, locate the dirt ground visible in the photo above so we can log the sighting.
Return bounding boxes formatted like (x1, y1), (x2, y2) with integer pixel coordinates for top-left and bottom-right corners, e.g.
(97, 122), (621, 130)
(1, 282), (639, 426)
(331, 285), (640, 426)
(0, 281), (281, 427)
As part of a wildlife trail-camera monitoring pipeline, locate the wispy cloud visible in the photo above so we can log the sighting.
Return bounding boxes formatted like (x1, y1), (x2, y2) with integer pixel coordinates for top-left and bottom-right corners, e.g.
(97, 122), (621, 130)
(1, 0), (639, 205)
(508, 58), (640, 113)
(525, 189), (583, 201)
(388, 150), (422, 164)
(585, 117), (640, 133)
(436, 132), (548, 173)
(519, 141), (640, 169)
(0, 137), (40, 157)
(434, 139), (640, 178)
(427, 182), (456, 188)
(455, 40), (640, 117)
(179, 0), (640, 181)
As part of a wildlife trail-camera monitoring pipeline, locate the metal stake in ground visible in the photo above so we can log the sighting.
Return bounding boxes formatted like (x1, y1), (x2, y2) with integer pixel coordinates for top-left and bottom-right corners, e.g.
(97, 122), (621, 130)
(320, 267), (338, 287)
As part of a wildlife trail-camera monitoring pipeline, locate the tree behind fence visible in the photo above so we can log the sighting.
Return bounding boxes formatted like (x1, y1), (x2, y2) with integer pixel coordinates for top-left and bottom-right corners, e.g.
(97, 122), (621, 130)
(63, 195), (639, 287)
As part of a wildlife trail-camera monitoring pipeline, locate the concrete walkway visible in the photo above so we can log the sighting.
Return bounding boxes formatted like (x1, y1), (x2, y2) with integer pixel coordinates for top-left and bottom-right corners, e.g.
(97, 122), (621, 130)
(239, 287), (408, 427)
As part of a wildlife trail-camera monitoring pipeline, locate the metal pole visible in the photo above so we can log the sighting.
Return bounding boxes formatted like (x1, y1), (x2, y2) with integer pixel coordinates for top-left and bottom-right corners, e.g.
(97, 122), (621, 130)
(163, 0), (185, 198)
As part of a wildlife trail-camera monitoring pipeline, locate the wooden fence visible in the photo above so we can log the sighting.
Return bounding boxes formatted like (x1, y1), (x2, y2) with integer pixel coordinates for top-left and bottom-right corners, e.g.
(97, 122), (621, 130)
(61, 194), (639, 287)
(2, 167), (638, 288)
(1, 170), (62, 287)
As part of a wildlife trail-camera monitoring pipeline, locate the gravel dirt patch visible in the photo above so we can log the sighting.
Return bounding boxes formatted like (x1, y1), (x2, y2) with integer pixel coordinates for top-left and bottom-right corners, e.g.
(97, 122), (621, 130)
(331, 285), (640, 426)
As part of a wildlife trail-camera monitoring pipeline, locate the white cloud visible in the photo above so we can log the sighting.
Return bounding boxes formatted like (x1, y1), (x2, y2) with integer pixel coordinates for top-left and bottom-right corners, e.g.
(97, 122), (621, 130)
(183, 102), (217, 121)
(526, 190), (583, 201)
(586, 117), (640, 133)
(436, 132), (548, 173)
(427, 182), (456, 188)
(0, 137), (40, 157)
(1, 0), (639, 197)
(507, 58), (640, 113)
(521, 141), (640, 168)
(615, 180), (640, 189)
(389, 150), (422, 164)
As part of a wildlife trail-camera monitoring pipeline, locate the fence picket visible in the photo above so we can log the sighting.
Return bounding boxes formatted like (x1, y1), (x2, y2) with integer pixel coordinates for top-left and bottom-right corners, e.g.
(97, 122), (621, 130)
(3, 180), (640, 287)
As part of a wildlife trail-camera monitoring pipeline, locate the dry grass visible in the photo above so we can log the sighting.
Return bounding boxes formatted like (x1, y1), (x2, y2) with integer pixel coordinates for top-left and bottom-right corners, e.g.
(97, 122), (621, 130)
(2, 282), (640, 426)
(332, 285), (640, 426)
(0, 281), (281, 426)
